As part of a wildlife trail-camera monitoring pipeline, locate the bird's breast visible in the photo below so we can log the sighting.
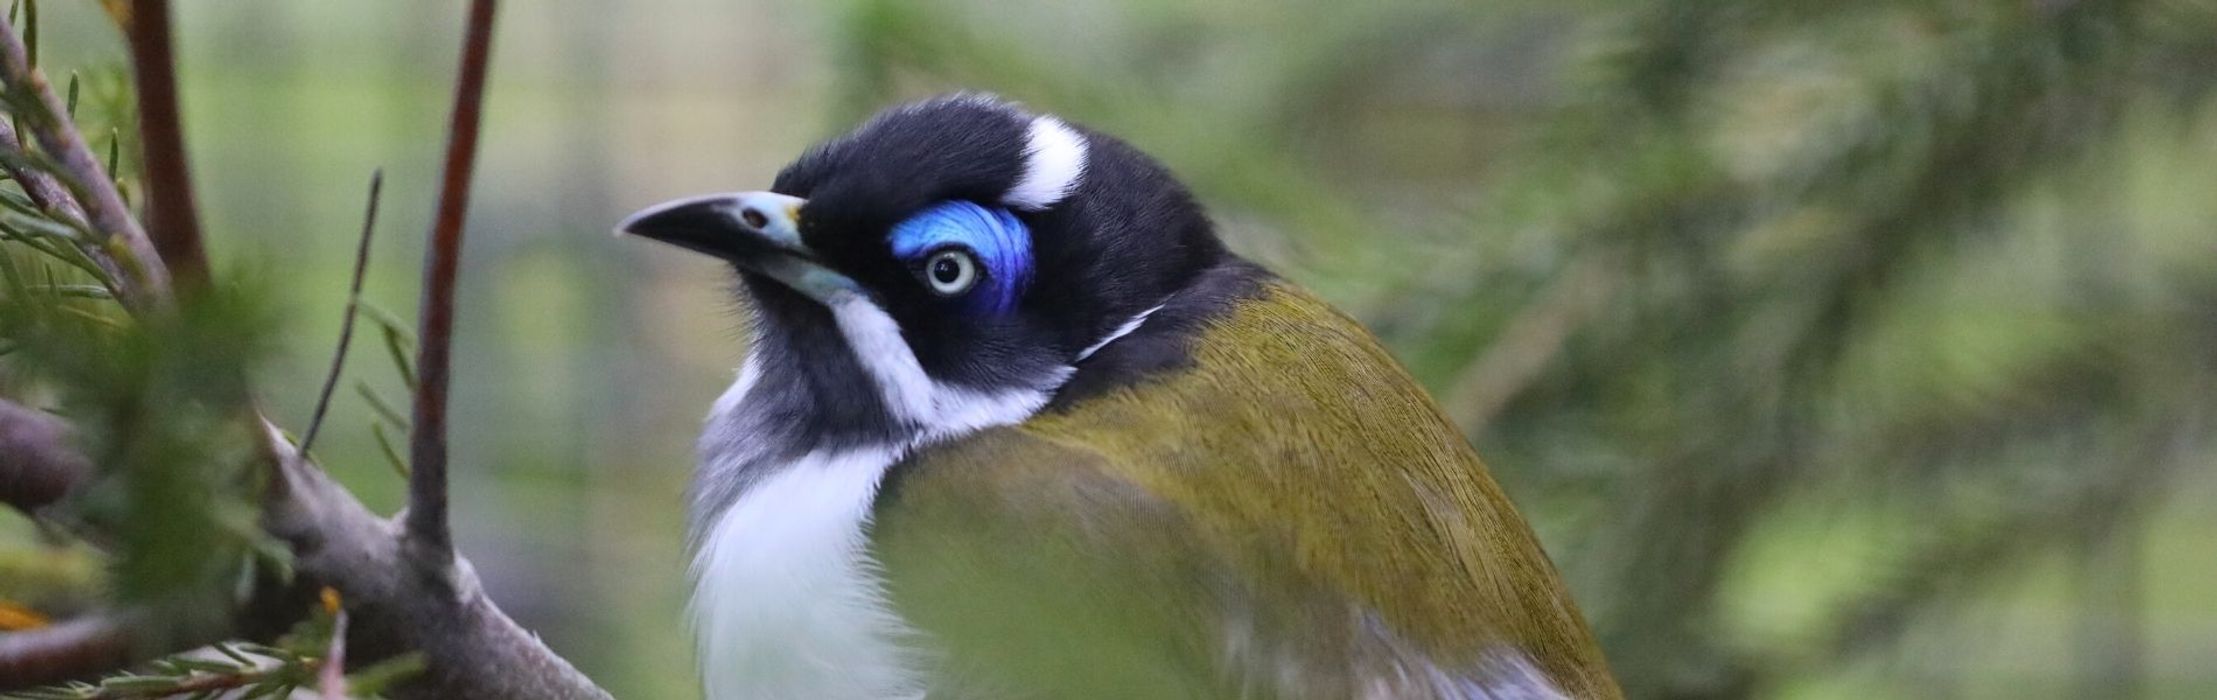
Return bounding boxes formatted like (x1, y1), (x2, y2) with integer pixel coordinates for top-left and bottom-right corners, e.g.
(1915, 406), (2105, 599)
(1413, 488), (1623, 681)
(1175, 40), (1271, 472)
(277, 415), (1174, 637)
(689, 445), (926, 700)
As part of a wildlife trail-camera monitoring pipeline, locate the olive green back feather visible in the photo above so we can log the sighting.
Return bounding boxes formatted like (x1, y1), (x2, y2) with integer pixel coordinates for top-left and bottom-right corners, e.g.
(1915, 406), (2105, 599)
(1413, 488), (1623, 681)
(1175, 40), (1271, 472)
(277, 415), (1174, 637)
(873, 281), (1620, 698)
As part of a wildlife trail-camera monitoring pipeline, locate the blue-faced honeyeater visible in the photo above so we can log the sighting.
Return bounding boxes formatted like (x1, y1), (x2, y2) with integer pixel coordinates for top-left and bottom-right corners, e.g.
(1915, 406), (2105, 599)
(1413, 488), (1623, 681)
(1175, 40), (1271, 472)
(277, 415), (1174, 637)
(618, 94), (1621, 700)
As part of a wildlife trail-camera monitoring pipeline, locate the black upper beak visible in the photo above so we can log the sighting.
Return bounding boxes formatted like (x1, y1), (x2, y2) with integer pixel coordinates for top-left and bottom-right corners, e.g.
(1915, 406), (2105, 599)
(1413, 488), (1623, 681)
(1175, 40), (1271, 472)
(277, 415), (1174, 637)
(617, 191), (860, 303)
(617, 191), (809, 261)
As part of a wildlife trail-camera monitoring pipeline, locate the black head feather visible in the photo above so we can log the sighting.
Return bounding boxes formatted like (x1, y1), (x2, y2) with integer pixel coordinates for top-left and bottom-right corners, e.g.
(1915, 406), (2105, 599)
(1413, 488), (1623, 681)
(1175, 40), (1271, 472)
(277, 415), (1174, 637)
(676, 93), (1266, 524)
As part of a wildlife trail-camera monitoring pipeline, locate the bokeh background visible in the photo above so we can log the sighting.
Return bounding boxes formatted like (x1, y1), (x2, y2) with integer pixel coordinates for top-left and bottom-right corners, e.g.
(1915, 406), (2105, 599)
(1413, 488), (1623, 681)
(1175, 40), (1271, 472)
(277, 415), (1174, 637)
(6, 0), (2216, 697)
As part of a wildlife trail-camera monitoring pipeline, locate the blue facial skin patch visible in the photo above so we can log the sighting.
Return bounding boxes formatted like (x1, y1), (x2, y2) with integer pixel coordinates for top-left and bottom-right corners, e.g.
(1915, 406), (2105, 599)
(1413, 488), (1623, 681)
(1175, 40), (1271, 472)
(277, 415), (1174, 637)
(889, 200), (1033, 315)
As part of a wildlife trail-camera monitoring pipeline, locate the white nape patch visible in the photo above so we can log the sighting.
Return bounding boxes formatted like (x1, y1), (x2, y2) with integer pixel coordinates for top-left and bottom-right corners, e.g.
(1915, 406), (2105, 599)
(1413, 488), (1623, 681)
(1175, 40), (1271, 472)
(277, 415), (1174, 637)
(1076, 303), (1164, 361)
(828, 294), (1066, 439)
(692, 446), (926, 700)
(1002, 116), (1089, 211)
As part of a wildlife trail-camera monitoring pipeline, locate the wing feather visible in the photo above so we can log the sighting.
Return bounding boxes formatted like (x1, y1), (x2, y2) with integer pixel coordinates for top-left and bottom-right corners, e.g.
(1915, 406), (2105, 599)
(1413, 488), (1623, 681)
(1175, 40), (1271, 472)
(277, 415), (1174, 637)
(871, 282), (1619, 699)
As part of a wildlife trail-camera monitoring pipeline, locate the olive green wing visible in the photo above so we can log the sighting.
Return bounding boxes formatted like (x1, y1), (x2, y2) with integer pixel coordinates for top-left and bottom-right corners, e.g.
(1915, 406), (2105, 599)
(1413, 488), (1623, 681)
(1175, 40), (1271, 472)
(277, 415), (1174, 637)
(870, 428), (1247, 700)
(869, 281), (1618, 699)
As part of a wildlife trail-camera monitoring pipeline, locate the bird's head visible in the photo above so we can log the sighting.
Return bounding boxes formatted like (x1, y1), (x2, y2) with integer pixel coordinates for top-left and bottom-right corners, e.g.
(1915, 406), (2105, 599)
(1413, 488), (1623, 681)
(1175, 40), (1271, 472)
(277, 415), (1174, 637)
(619, 94), (1228, 440)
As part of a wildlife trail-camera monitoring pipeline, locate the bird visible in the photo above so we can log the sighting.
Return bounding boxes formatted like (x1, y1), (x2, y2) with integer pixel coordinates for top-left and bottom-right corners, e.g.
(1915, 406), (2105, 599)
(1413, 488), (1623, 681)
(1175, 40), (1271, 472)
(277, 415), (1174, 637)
(618, 93), (1621, 700)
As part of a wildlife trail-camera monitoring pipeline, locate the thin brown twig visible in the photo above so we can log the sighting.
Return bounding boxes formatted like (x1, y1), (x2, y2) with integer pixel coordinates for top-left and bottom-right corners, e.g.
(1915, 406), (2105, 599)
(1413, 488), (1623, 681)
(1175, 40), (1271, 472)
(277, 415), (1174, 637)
(0, 11), (169, 306)
(123, 0), (208, 289)
(406, 0), (496, 559)
(301, 170), (383, 453)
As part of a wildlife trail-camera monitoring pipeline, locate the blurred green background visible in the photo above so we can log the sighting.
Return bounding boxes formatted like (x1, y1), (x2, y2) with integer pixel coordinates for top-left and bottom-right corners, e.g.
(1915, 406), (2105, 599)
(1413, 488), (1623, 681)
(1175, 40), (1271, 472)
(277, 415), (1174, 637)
(7, 0), (2217, 697)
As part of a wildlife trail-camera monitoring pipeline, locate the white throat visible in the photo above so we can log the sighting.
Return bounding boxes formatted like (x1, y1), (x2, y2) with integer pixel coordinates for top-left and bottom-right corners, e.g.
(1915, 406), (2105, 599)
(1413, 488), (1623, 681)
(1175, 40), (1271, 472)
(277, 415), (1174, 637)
(692, 447), (924, 700)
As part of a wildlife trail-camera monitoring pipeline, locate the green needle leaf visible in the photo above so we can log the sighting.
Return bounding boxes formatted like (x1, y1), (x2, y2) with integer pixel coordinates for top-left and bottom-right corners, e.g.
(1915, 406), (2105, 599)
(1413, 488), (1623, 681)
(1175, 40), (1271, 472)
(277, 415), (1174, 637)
(372, 420), (410, 478)
(354, 380), (410, 431)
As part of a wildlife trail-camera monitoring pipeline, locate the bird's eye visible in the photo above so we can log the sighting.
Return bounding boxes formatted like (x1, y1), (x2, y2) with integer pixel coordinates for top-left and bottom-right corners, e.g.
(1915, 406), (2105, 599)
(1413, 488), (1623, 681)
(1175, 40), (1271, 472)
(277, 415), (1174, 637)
(922, 248), (979, 296)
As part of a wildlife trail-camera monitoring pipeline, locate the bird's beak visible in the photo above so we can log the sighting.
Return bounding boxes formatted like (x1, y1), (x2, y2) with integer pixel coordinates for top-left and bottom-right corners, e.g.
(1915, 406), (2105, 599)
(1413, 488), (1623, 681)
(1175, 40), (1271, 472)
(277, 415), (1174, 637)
(617, 191), (860, 303)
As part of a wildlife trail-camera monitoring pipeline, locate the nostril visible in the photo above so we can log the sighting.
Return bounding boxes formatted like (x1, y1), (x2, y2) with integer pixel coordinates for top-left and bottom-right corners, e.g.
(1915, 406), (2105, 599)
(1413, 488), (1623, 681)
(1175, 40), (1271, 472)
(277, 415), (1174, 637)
(740, 207), (769, 230)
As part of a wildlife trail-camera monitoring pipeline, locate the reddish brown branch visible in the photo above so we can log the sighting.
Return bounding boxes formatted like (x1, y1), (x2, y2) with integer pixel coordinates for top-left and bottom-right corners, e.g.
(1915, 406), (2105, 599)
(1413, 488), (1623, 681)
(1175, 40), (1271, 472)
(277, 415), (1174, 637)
(123, 0), (209, 289)
(406, 0), (497, 558)
(0, 12), (170, 306)
(0, 398), (91, 513)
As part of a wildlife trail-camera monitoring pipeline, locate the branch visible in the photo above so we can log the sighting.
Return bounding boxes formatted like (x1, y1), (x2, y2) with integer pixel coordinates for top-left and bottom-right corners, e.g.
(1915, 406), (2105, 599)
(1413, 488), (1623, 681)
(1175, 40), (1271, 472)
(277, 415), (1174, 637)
(301, 170), (384, 453)
(260, 424), (610, 700)
(0, 116), (87, 226)
(0, 117), (124, 292)
(123, 0), (209, 289)
(0, 398), (91, 513)
(0, 12), (170, 307)
(406, 0), (496, 558)
(0, 400), (607, 698)
(0, 611), (136, 688)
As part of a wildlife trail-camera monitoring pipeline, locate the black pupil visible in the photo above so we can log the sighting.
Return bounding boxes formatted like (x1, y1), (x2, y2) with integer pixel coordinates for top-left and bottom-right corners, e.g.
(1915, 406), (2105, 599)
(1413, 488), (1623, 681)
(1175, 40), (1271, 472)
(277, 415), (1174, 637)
(931, 256), (962, 285)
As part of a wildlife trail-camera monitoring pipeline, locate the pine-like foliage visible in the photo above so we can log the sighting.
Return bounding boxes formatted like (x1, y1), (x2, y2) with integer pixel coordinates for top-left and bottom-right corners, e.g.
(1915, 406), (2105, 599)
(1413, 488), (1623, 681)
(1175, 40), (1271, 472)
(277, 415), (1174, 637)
(0, 2), (430, 696)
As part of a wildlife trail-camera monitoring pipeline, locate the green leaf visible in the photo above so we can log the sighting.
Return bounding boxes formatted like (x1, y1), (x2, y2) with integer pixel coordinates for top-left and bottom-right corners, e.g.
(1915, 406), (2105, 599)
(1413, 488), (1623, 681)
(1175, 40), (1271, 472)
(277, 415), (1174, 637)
(21, 0), (34, 69)
(0, 208), (80, 242)
(359, 301), (419, 388)
(98, 675), (182, 693)
(354, 380), (410, 431)
(215, 642), (255, 666)
(0, 236), (29, 294)
(371, 420), (409, 478)
(23, 284), (110, 299)
(236, 642), (294, 660)
(166, 655), (246, 673)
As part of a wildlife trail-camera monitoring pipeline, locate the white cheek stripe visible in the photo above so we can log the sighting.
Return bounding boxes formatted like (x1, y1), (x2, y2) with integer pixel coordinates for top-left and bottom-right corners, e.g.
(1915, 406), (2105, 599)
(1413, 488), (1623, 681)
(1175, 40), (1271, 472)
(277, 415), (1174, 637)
(827, 294), (1067, 440)
(1003, 116), (1088, 211)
